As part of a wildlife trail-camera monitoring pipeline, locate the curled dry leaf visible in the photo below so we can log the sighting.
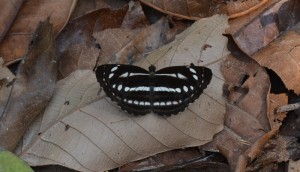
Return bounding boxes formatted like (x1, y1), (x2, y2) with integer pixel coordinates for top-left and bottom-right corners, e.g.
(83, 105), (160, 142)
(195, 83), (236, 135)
(57, 5), (128, 77)
(0, 19), (57, 151)
(140, 0), (225, 20)
(205, 52), (272, 170)
(227, 0), (300, 56)
(0, 0), (24, 42)
(0, 0), (76, 64)
(253, 30), (300, 94)
(20, 15), (228, 172)
(0, 58), (15, 119)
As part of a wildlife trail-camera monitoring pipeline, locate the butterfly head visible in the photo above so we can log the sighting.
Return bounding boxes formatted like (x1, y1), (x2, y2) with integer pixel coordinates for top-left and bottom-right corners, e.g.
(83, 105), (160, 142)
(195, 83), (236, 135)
(148, 65), (156, 72)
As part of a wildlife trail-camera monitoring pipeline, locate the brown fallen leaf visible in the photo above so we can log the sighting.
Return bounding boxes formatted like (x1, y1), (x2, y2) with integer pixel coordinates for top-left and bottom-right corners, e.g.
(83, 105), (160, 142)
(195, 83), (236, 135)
(70, 0), (112, 20)
(226, 0), (270, 19)
(0, 58), (16, 119)
(20, 15), (228, 172)
(121, 1), (149, 29)
(0, 0), (76, 64)
(252, 30), (300, 94)
(0, 19), (57, 151)
(57, 5), (128, 77)
(0, 0), (24, 42)
(227, 0), (300, 56)
(140, 0), (226, 20)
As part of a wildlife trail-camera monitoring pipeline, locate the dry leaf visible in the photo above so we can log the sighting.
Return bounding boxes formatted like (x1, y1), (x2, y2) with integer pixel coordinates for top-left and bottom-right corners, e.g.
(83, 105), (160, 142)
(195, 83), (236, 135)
(0, 58), (16, 119)
(227, 0), (300, 56)
(226, 0), (270, 19)
(20, 15), (228, 171)
(0, 0), (24, 42)
(57, 5), (128, 77)
(107, 17), (170, 64)
(0, 0), (76, 64)
(0, 19), (57, 151)
(205, 51), (271, 170)
(121, 1), (149, 29)
(140, 0), (226, 20)
(253, 30), (300, 94)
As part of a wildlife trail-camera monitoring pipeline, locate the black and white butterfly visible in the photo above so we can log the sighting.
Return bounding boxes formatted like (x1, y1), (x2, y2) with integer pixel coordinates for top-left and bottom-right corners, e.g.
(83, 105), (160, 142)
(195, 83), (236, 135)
(96, 63), (212, 116)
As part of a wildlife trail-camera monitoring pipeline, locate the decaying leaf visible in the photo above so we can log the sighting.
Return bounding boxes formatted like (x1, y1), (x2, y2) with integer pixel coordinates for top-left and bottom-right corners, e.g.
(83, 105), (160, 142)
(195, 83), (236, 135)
(0, 19), (57, 151)
(20, 15), (228, 172)
(227, 0), (300, 56)
(0, 0), (76, 64)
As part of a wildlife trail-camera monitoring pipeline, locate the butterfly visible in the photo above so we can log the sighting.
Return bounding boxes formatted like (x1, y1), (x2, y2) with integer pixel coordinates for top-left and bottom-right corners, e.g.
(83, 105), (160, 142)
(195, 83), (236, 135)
(95, 63), (212, 116)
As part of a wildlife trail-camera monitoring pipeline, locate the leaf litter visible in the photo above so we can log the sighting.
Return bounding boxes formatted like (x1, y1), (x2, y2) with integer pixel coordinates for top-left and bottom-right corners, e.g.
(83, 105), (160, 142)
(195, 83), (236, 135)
(19, 15), (228, 172)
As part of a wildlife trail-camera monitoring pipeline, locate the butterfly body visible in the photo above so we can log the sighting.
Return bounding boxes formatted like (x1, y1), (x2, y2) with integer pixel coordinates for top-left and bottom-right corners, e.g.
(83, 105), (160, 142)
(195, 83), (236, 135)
(96, 63), (212, 116)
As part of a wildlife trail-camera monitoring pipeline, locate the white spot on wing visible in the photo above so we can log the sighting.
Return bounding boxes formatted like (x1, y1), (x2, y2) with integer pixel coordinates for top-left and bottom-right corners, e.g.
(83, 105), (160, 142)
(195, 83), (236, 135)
(183, 86), (188, 92)
(177, 73), (187, 79)
(166, 101), (172, 105)
(172, 101), (178, 105)
(154, 102), (159, 106)
(120, 72), (129, 77)
(134, 100), (139, 105)
(189, 68), (196, 73)
(156, 74), (177, 77)
(109, 73), (114, 79)
(193, 75), (198, 80)
(160, 102), (166, 106)
(124, 87), (130, 92)
(111, 66), (118, 72)
(128, 100), (133, 104)
(139, 101), (145, 105)
(117, 85), (122, 91)
(175, 88), (181, 93)
(145, 102), (150, 106)
(112, 84), (116, 88)
(190, 86), (194, 90)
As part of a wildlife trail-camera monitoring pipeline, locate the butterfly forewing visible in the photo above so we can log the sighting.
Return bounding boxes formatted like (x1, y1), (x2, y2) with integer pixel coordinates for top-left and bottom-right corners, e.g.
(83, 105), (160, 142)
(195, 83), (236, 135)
(96, 64), (212, 116)
(96, 64), (152, 115)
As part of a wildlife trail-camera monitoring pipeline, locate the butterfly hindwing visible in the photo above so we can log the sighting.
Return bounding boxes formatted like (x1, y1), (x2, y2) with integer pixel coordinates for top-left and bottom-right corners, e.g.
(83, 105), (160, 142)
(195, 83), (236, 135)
(96, 63), (212, 116)
(151, 64), (212, 115)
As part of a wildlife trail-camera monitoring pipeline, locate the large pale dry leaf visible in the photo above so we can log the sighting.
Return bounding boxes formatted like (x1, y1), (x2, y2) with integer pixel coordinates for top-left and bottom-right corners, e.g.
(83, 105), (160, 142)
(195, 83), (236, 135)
(20, 15), (228, 172)
(0, 19), (57, 151)
(0, 0), (24, 42)
(0, 0), (76, 64)
(227, 0), (300, 56)
(253, 30), (300, 94)
(17, 70), (101, 153)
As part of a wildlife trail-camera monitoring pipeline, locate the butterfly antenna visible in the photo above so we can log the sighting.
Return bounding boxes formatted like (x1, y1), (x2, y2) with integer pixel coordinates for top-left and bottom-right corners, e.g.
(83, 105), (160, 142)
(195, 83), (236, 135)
(142, 53), (152, 66)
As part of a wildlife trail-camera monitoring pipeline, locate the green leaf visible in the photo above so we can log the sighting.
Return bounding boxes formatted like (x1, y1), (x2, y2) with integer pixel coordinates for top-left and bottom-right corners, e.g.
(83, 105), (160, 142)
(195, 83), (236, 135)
(0, 150), (33, 172)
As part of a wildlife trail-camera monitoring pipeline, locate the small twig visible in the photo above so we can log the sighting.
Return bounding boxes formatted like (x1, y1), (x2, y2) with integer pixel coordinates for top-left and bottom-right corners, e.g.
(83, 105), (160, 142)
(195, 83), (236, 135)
(276, 102), (300, 113)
